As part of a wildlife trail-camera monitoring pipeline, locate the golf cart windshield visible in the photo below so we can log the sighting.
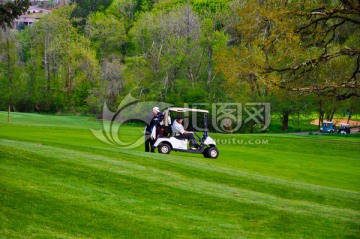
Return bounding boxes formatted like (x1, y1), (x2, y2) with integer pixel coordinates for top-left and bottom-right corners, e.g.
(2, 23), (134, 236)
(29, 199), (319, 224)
(339, 123), (350, 129)
(322, 122), (333, 128)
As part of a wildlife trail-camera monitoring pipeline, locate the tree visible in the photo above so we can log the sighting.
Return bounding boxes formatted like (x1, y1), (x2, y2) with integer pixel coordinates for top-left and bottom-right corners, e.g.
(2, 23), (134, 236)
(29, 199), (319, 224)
(129, 5), (210, 102)
(25, 5), (100, 112)
(106, 0), (154, 27)
(85, 12), (127, 59)
(0, 0), (30, 29)
(217, 0), (359, 100)
(0, 28), (18, 111)
(0, 0), (30, 118)
(100, 57), (125, 108)
(70, 0), (113, 26)
(270, 90), (313, 131)
(214, 0), (359, 129)
(199, 17), (228, 100)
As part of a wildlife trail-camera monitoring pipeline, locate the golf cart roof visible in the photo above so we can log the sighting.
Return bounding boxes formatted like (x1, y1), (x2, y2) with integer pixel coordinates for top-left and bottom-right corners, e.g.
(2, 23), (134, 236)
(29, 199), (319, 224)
(340, 123), (350, 126)
(167, 107), (209, 113)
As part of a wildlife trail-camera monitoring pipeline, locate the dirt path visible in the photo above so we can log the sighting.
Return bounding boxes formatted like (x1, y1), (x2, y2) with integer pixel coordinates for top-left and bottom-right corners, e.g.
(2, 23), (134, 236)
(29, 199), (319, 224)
(310, 118), (360, 127)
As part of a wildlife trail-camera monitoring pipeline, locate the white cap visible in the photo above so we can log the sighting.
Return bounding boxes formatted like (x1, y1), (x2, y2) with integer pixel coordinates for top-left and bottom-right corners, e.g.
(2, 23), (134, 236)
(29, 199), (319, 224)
(153, 107), (160, 113)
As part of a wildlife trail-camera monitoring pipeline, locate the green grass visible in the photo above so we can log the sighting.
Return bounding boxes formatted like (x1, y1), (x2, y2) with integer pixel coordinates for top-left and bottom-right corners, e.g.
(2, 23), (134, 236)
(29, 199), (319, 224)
(0, 112), (359, 238)
(268, 115), (319, 133)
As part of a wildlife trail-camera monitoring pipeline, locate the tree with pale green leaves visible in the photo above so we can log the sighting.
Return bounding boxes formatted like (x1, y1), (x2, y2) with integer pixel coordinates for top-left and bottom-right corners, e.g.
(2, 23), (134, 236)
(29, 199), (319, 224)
(85, 11), (127, 58)
(17, 5), (101, 112)
(216, 0), (360, 100)
(215, 0), (359, 130)
(0, 28), (19, 111)
(128, 4), (224, 103)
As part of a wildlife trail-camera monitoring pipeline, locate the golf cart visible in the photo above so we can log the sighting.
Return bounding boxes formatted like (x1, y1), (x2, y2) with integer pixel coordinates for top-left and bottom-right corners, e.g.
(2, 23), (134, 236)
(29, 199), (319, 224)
(338, 123), (351, 134)
(320, 121), (335, 133)
(153, 107), (219, 158)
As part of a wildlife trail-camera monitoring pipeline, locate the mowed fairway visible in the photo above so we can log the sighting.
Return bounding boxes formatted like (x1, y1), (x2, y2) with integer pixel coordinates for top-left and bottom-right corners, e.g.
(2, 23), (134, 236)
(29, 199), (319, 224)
(0, 112), (359, 239)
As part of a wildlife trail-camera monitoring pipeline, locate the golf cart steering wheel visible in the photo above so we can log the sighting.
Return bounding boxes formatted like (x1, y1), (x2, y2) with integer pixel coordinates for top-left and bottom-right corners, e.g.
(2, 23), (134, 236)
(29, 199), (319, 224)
(188, 126), (202, 140)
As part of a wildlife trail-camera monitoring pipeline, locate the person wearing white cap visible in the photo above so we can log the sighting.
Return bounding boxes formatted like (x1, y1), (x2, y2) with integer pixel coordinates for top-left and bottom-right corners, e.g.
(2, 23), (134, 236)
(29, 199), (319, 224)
(144, 106), (160, 152)
(153, 107), (160, 114)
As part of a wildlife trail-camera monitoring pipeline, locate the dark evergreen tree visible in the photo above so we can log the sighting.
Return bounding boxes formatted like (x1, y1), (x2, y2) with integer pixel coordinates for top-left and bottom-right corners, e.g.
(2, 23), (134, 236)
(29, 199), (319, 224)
(0, 0), (30, 28)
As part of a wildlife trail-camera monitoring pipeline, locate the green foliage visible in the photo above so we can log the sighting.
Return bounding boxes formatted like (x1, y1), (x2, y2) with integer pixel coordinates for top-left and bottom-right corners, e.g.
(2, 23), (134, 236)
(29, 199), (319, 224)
(126, 4), (228, 103)
(86, 12), (128, 58)
(192, 0), (229, 14)
(106, 0), (154, 28)
(0, 0), (358, 117)
(0, 5), (102, 113)
(70, 0), (113, 26)
(215, 0), (360, 119)
(192, 0), (231, 29)
(0, 28), (23, 109)
(71, 82), (91, 107)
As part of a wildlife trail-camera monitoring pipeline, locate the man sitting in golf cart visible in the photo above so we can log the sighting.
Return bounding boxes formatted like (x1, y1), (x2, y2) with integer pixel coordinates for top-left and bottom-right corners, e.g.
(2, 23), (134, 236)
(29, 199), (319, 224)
(172, 115), (197, 150)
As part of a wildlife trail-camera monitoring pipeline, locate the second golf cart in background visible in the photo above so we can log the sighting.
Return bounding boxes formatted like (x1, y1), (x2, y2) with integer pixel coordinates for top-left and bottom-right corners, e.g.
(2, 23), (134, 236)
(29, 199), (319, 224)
(153, 107), (219, 159)
(337, 123), (351, 134)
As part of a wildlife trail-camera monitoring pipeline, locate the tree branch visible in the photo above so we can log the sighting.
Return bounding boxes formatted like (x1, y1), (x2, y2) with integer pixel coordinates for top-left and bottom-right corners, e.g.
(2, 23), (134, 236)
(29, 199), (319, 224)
(351, 54), (360, 80)
(266, 48), (360, 73)
(273, 82), (360, 100)
(285, 83), (360, 91)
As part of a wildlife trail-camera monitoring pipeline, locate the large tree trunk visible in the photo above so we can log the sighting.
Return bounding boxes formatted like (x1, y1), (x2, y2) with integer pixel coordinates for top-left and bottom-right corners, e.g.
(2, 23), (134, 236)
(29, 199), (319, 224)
(326, 107), (336, 121)
(282, 113), (289, 132)
(347, 109), (352, 124)
(8, 105), (10, 122)
(329, 108), (336, 122)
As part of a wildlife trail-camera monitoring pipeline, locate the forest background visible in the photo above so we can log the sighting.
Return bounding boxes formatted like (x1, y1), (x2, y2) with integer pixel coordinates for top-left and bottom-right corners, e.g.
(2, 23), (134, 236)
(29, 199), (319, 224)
(0, 0), (359, 132)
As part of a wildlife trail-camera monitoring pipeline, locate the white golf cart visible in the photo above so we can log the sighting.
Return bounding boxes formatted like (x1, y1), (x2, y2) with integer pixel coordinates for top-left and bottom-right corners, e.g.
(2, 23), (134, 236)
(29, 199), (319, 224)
(153, 107), (219, 159)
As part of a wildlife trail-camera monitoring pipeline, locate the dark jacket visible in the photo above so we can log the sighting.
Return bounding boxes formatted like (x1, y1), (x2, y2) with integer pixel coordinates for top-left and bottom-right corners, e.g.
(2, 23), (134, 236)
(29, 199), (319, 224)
(145, 112), (159, 133)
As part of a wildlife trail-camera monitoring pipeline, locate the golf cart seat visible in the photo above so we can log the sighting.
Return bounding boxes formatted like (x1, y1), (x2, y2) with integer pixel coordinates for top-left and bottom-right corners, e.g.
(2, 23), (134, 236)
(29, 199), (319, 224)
(174, 135), (187, 141)
(158, 136), (171, 139)
(163, 125), (172, 136)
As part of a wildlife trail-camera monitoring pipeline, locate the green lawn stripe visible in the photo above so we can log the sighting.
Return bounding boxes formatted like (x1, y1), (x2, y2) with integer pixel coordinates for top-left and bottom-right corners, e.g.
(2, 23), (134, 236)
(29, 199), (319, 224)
(1, 139), (359, 224)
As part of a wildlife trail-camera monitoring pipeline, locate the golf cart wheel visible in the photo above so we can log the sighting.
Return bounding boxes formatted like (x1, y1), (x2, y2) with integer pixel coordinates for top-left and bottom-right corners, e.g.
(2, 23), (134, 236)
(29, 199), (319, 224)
(203, 148), (210, 158)
(207, 147), (219, 159)
(158, 143), (171, 154)
(320, 130), (323, 133)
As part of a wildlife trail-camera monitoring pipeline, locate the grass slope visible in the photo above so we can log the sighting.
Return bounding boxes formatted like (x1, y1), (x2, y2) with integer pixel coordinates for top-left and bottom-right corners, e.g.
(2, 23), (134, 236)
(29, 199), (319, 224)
(0, 112), (359, 238)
